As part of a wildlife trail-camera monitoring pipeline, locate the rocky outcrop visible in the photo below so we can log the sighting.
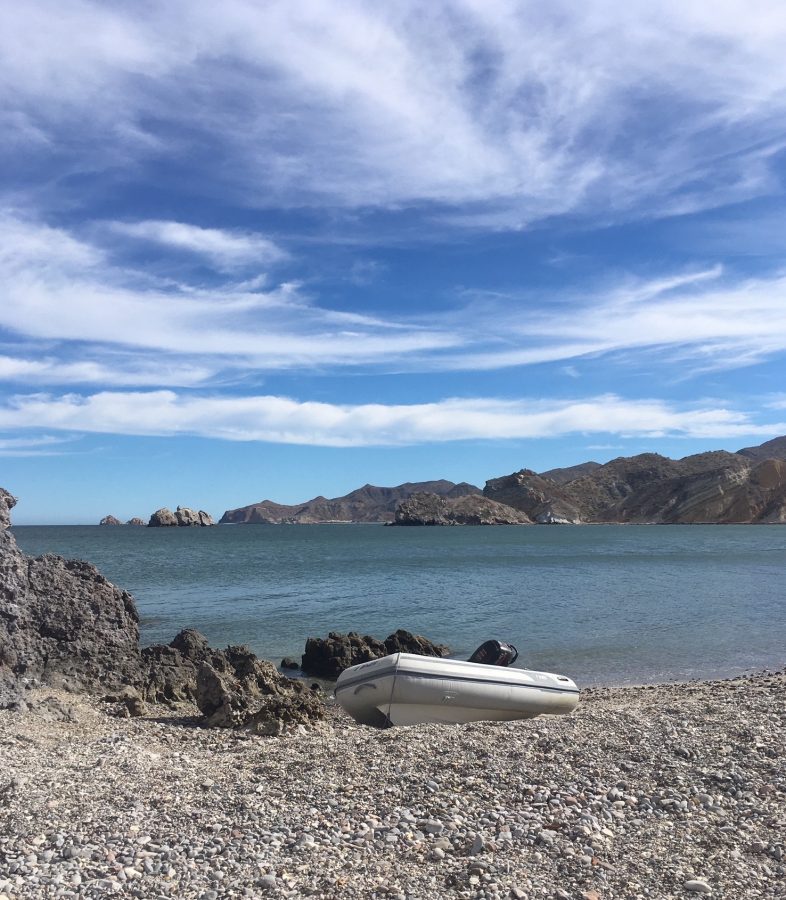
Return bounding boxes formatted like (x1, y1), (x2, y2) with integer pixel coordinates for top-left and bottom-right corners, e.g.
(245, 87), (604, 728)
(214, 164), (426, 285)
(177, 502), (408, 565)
(0, 487), (323, 731)
(127, 517), (145, 526)
(99, 515), (122, 526)
(301, 629), (450, 678)
(196, 648), (324, 734)
(1, 489), (141, 707)
(483, 471), (583, 524)
(220, 480), (481, 525)
(393, 492), (532, 526)
(148, 507), (215, 527)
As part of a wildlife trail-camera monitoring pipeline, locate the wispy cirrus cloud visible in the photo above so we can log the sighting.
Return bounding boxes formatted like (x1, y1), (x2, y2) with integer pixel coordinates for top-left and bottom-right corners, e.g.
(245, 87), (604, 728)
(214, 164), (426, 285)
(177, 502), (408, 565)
(0, 390), (781, 447)
(3, 1), (786, 225)
(2, 214), (786, 387)
(110, 220), (288, 271)
(0, 433), (81, 457)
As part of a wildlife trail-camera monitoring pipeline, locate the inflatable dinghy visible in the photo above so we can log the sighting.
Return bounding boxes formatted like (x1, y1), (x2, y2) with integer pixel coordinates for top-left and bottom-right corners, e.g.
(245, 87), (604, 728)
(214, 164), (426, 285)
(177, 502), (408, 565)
(334, 652), (579, 727)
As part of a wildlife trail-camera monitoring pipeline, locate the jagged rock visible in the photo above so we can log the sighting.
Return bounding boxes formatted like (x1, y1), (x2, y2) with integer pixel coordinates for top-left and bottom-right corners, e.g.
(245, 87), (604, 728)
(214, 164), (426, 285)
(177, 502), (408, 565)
(220, 480), (481, 525)
(126, 517), (145, 526)
(175, 506), (215, 526)
(301, 629), (449, 678)
(195, 648), (324, 732)
(0, 488), (16, 529)
(99, 515), (122, 526)
(1, 489), (141, 708)
(393, 492), (532, 526)
(148, 507), (214, 526)
(140, 628), (212, 704)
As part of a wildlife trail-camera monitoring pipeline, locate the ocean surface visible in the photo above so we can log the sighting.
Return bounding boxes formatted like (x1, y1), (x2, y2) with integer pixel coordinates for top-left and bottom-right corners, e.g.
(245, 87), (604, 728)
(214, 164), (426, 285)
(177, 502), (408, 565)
(12, 524), (786, 687)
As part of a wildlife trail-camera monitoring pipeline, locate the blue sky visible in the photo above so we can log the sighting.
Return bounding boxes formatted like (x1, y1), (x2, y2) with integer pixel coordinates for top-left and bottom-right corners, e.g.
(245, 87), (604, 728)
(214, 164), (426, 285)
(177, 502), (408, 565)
(2, 0), (786, 524)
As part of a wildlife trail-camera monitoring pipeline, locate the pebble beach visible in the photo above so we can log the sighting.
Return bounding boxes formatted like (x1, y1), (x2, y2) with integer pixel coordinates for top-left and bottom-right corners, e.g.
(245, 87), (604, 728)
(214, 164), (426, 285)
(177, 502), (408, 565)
(1, 671), (785, 900)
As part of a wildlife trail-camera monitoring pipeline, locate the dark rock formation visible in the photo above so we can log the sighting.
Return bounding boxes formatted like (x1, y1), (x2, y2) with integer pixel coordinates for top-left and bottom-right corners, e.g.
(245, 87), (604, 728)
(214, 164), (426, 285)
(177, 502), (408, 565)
(1, 488), (324, 731)
(139, 628), (213, 705)
(195, 648), (324, 734)
(220, 480), (481, 525)
(393, 492), (532, 526)
(280, 657), (299, 670)
(127, 517), (145, 526)
(301, 629), (449, 678)
(99, 515), (122, 526)
(1, 489), (141, 707)
(148, 507), (215, 527)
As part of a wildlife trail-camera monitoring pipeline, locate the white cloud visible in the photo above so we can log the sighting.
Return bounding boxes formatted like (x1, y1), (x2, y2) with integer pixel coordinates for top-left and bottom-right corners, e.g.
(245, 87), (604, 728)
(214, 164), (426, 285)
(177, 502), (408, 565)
(0, 215), (461, 370)
(446, 267), (786, 373)
(0, 390), (781, 447)
(3, 1), (786, 223)
(0, 354), (215, 387)
(0, 433), (80, 457)
(110, 220), (288, 270)
(3, 215), (786, 383)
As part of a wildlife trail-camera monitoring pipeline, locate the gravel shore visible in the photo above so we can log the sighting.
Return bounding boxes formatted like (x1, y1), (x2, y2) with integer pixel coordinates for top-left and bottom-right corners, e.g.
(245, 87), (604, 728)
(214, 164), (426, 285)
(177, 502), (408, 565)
(1, 671), (785, 900)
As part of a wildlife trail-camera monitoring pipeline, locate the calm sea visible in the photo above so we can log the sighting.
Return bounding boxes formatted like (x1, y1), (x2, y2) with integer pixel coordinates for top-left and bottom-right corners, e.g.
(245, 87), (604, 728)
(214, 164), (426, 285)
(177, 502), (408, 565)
(12, 524), (786, 687)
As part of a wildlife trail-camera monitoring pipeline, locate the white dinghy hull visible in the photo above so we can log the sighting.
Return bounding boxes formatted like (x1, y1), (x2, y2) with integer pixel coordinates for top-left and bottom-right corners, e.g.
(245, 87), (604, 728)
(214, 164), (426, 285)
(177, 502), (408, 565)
(334, 652), (579, 727)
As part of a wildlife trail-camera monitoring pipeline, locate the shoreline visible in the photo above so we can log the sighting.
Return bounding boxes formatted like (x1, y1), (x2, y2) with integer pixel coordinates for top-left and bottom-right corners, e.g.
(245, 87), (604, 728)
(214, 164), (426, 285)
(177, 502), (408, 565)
(2, 669), (785, 899)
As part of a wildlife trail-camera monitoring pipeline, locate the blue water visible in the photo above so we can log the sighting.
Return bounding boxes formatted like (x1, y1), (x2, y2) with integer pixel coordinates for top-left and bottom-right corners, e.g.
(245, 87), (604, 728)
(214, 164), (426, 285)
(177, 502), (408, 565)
(11, 524), (786, 686)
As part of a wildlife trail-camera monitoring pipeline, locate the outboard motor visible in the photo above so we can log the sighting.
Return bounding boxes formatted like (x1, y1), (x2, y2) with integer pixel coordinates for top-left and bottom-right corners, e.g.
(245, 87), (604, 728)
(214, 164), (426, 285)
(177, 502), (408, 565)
(468, 639), (519, 667)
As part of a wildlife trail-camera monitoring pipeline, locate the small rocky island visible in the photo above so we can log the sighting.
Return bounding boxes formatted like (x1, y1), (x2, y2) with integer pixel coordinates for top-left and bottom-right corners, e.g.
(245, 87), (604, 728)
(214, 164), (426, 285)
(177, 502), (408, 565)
(148, 507), (215, 527)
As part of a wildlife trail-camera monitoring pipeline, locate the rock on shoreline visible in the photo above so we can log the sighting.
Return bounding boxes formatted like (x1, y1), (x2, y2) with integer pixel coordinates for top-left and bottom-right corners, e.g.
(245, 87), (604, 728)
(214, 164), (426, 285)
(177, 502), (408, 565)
(301, 629), (450, 677)
(0, 487), (320, 733)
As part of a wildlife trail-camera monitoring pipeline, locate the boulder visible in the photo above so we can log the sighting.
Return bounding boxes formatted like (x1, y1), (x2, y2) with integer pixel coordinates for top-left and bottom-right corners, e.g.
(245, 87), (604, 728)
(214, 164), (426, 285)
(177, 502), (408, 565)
(301, 629), (449, 678)
(99, 515), (122, 526)
(148, 507), (178, 527)
(140, 628), (213, 704)
(195, 646), (324, 733)
(1, 489), (141, 707)
(127, 517), (145, 526)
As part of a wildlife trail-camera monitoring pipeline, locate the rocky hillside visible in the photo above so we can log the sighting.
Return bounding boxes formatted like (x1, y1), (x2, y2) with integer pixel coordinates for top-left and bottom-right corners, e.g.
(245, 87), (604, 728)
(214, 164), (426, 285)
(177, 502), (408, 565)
(393, 492), (532, 526)
(486, 438), (786, 524)
(220, 480), (480, 524)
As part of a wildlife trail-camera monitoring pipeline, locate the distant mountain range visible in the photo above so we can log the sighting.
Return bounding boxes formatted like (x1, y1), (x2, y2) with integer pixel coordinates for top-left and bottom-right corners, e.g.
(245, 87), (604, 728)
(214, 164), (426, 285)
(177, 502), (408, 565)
(219, 480), (480, 524)
(220, 436), (786, 525)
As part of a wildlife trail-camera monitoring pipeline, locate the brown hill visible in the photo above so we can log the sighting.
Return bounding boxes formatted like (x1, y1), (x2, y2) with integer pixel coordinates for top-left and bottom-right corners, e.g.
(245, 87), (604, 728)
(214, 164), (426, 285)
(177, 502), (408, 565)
(483, 441), (786, 524)
(538, 461), (601, 484)
(220, 480), (481, 524)
(737, 435), (786, 463)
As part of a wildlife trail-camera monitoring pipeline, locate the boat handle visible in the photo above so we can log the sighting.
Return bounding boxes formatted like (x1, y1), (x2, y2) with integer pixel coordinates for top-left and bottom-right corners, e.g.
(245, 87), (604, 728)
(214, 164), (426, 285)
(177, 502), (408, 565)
(354, 684), (378, 694)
